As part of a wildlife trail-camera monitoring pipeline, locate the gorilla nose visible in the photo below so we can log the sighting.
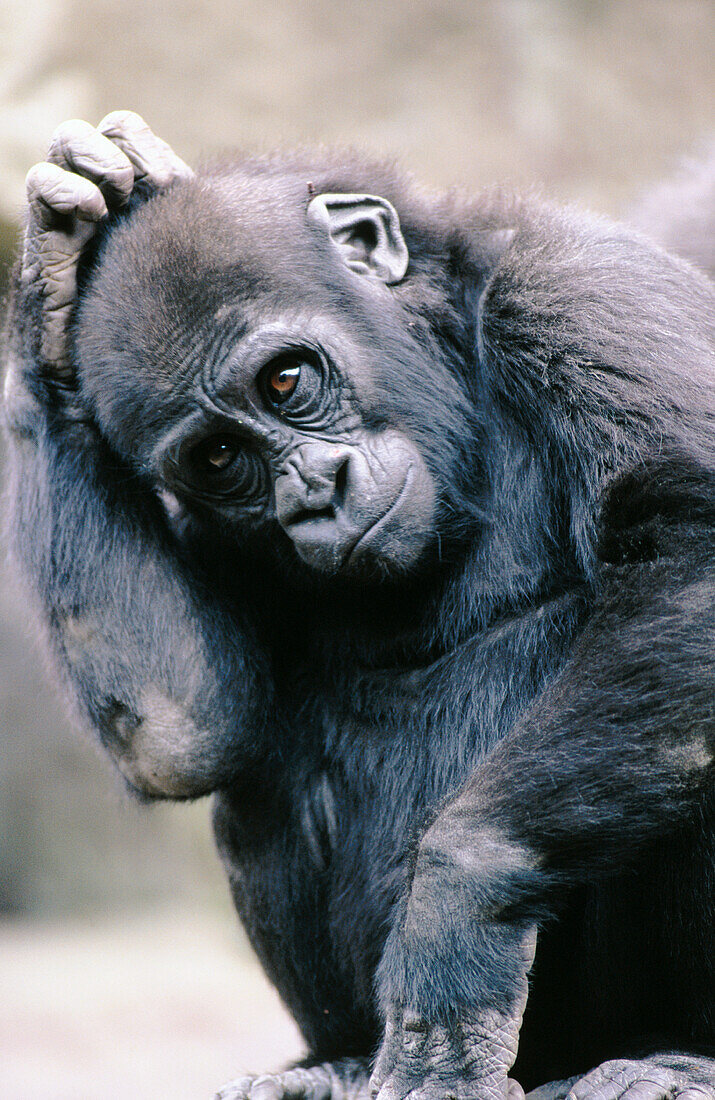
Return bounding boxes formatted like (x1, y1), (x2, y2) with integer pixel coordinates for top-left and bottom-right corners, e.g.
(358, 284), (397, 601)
(275, 444), (351, 528)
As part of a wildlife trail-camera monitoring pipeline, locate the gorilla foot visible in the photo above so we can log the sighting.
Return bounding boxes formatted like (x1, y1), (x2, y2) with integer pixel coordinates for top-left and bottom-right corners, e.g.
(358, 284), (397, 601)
(216, 1059), (371, 1100)
(527, 1058), (715, 1100)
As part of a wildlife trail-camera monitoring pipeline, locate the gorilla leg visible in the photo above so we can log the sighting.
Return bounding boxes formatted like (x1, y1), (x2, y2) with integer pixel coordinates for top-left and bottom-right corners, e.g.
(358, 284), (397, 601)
(374, 529), (714, 1100)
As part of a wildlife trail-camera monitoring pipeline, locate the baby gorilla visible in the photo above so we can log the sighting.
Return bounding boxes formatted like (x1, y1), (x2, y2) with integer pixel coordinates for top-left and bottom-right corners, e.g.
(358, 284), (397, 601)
(4, 114), (715, 1100)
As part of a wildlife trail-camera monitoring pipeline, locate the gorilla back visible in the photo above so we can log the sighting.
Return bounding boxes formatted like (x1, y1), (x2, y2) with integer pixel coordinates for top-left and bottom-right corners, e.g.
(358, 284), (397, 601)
(4, 115), (714, 1100)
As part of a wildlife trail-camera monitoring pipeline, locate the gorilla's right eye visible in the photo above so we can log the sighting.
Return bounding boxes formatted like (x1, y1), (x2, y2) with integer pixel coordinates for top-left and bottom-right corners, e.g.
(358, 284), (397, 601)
(176, 432), (268, 503)
(191, 435), (239, 473)
(257, 349), (326, 421)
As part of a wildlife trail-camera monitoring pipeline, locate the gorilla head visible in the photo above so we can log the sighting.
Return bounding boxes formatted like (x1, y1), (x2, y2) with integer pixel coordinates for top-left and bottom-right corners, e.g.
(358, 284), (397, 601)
(71, 161), (480, 580)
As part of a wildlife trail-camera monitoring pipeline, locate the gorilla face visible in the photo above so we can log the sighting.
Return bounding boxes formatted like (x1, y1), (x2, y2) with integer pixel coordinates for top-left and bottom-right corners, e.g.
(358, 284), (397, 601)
(75, 186), (439, 579)
(155, 331), (437, 577)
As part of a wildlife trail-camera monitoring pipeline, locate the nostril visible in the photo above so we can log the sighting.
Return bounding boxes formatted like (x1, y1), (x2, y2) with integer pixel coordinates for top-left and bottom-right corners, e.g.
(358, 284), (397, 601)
(276, 448), (351, 528)
(334, 457), (349, 507)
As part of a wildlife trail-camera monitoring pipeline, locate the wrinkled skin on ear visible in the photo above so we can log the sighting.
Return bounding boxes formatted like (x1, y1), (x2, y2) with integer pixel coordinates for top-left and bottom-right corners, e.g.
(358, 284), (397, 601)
(307, 192), (409, 284)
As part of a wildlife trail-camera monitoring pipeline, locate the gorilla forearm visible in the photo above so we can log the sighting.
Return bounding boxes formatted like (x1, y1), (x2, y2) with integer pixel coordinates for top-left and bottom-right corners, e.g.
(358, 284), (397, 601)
(435, 541), (714, 896)
(3, 115), (268, 799)
(4, 385), (267, 798)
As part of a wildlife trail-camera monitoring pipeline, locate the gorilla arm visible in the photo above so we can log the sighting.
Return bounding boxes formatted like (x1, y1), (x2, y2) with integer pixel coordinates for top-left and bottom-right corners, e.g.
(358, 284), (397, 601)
(374, 508), (715, 1100)
(3, 113), (266, 799)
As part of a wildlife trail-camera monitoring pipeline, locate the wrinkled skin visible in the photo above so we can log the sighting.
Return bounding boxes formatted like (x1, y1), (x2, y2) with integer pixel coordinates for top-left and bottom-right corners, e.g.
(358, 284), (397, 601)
(20, 112), (192, 376)
(370, 1004), (526, 1100)
(216, 1059), (371, 1100)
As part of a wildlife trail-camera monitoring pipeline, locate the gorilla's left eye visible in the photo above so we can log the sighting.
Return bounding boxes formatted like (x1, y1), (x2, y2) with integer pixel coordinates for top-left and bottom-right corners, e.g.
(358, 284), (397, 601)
(180, 433), (268, 503)
(258, 351), (325, 420)
(261, 356), (302, 405)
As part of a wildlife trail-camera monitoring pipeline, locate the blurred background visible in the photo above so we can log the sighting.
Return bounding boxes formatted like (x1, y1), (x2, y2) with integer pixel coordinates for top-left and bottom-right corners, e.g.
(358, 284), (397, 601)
(0, 1), (713, 1096)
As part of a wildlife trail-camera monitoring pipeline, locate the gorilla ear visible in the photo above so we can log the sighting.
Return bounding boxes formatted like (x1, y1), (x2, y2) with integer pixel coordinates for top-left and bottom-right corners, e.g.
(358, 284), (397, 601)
(307, 193), (409, 284)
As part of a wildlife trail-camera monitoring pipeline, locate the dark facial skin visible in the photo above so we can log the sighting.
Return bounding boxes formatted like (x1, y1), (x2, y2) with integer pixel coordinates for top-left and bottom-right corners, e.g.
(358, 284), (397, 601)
(5, 114), (715, 1100)
(150, 325), (436, 577)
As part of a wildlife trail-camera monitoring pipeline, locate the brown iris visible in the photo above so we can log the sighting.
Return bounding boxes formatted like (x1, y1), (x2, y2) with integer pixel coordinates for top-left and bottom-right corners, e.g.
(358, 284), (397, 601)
(207, 440), (237, 469)
(262, 356), (301, 405)
(193, 435), (238, 472)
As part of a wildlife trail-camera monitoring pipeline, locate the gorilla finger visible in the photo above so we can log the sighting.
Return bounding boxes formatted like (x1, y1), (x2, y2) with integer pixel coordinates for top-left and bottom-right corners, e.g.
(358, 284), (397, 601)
(46, 119), (135, 205)
(22, 166), (101, 377)
(38, 296), (80, 378)
(566, 1063), (635, 1100)
(214, 1076), (255, 1100)
(98, 109), (194, 188)
(214, 1070), (333, 1100)
(275, 1068), (332, 1100)
(508, 1079), (526, 1100)
(26, 162), (108, 229)
(619, 1082), (678, 1100)
(248, 1074), (295, 1100)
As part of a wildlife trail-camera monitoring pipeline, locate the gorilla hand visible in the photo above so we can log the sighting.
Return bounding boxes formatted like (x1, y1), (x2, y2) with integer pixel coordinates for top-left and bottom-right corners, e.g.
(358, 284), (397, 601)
(21, 111), (192, 380)
(371, 922), (536, 1100)
(370, 1003), (527, 1100)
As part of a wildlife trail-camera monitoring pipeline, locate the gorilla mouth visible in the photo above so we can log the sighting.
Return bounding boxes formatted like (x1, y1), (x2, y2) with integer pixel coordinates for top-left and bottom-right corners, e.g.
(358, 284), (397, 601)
(282, 465), (417, 573)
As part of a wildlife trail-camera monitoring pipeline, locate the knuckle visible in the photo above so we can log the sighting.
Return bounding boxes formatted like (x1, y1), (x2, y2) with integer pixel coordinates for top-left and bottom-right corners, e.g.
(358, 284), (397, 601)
(97, 149), (135, 189)
(249, 1074), (285, 1100)
(99, 109), (149, 136)
(26, 164), (106, 226)
(48, 118), (93, 153)
(25, 161), (53, 199)
(26, 160), (70, 197)
(214, 1076), (253, 1099)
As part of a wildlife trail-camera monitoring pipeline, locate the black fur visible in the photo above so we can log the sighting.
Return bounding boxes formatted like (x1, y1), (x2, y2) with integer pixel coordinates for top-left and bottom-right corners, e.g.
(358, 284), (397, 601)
(3, 150), (714, 1096)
